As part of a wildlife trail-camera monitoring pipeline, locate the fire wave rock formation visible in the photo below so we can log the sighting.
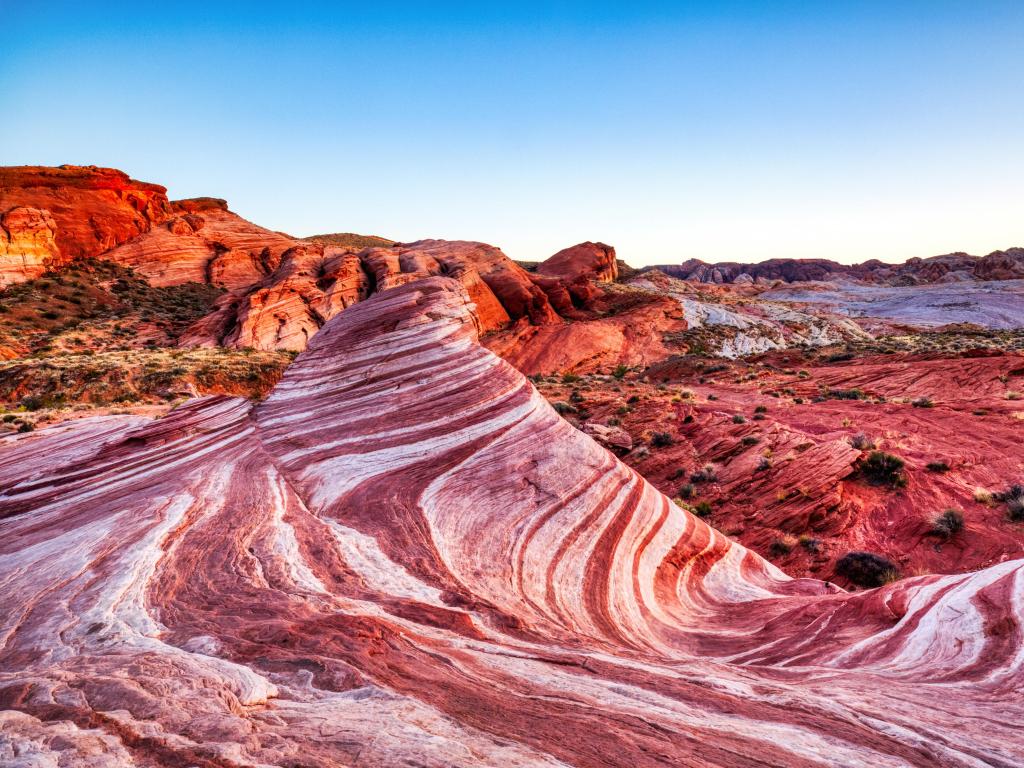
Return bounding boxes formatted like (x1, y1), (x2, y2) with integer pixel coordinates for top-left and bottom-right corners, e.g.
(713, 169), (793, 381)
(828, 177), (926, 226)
(1, 277), (1022, 767)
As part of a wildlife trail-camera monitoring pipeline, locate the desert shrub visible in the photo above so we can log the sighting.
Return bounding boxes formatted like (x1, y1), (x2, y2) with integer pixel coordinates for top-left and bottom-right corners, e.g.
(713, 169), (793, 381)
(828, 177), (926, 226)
(693, 500), (713, 517)
(858, 451), (907, 488)
(974, 487), (994, 505)
(925, 461), (950, 473)
(756, 457), (772, 472)
(17, 421), (35, 433)
(754, 405), (768, 414)
(627, 395), (639, 404)
(678, 483), (696, 500)
(690, 464), (717, 483)
(707, 394), (718, 401)
(770, 536), (797, 556)
(911, 396), (934, 408)
(797, 370), (810, 378)
(798, 534), (820, 552)
(651, 431), (674, 448)
(683, 414), (694, 424)
(836, 551), (899, 588)
(741, 435), (760, 447)
(612, 364), (629, 379)
(827, 388), (866, 400)
(826, 351), (854, 363)
(616, 405), (630, 415)
(552, 401), (578, 415)
(849, 433), (875, 451)
(931, 509), (964, 538)
(561, 372), (580, 384)
(1007, 391), (1022, 401)
(732, 414), (746, 424)
(995, 484), (1024, 521)
(569, 390), (584, 403)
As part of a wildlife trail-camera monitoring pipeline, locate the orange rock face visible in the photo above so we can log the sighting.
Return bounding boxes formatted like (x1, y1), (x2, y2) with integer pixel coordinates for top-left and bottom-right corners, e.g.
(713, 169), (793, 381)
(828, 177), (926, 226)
(537, 241), (618, 282)
(0, 207), (60, 286)
(0, 166), (171, 279)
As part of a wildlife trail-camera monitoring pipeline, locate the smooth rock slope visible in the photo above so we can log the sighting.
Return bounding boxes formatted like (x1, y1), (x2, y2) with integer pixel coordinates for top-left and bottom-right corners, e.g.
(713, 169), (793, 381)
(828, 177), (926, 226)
(1, 278), (1022, 767)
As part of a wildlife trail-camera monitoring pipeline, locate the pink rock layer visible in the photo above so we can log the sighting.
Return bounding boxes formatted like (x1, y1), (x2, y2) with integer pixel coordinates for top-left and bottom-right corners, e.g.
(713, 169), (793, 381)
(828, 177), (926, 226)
(1, 277), (1021, 766)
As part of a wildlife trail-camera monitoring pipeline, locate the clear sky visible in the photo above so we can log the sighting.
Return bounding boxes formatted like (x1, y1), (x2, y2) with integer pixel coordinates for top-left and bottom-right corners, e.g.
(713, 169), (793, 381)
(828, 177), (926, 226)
(3, 2), (1023, 266)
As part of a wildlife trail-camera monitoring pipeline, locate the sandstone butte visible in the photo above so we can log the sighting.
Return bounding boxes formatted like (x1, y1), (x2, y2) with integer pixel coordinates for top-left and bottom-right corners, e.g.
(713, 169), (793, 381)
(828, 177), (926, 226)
(1, 277), (1022, 767)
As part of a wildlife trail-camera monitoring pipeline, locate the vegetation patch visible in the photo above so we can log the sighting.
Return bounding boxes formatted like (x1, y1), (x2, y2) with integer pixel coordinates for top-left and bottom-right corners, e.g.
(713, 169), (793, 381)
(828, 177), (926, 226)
(857, 451), (907, 488)
(836, 551), (900, 588)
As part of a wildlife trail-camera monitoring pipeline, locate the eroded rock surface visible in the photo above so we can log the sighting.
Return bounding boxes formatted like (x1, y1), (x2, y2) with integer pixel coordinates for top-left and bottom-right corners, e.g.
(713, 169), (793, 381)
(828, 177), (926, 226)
(2, 277), (1021, 767)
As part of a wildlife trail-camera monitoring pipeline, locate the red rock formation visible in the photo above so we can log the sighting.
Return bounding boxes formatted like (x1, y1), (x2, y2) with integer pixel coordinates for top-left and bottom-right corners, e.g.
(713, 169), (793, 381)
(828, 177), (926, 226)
(1, 276), (1021, 766)
(538, 240), (618, 282)
(362, 239), (559, 328)
(975, 247), (1024, 281)
(182, 238), (560, 350)
(0, 166), (171, 279)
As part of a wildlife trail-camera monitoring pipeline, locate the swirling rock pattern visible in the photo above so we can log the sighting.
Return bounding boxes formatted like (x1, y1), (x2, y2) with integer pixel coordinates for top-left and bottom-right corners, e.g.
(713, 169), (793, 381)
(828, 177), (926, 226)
(1, 277), (1022, 767)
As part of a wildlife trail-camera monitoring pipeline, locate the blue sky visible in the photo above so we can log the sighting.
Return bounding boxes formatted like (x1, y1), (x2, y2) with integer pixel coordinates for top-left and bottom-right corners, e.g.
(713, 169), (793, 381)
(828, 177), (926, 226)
(3, 2), (1023, 266)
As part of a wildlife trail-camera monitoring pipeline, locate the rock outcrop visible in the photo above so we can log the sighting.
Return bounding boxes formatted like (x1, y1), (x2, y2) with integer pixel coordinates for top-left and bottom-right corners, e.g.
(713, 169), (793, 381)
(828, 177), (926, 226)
(0, 166), (171, 283)
(2, 277), (1020, 766)
(537, 241), (618, 282)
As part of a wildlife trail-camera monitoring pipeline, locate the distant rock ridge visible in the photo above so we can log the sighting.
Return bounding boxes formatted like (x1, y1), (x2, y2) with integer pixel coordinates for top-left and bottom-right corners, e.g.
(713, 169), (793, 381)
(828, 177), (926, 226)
(647, 248), (1024, 285)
